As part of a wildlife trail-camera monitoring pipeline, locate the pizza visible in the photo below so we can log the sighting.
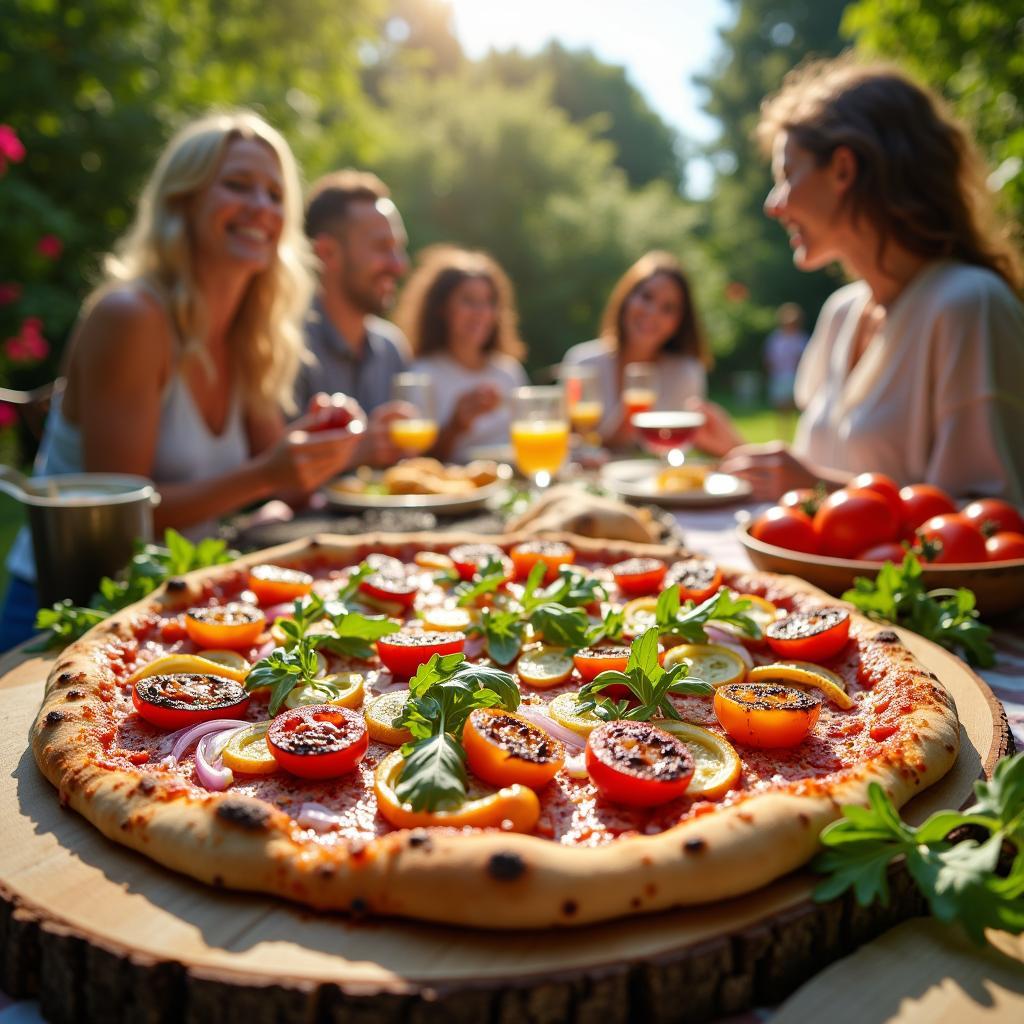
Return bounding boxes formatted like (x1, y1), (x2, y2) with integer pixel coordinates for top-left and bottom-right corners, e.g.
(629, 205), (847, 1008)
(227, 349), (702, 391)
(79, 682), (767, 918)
(31, 531), (960, 929)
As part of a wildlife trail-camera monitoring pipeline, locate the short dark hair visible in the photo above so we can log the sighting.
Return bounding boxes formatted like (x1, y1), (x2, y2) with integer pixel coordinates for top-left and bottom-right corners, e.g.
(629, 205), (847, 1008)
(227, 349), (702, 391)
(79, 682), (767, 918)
(304, 169), (390, 239)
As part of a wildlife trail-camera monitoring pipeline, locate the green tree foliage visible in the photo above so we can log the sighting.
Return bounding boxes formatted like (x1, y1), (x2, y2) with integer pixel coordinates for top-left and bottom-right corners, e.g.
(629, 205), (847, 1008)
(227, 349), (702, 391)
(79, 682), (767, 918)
(695, 0), (850, 373)
(845, 0), (1024, 223)
(482, 42), (683, 190)
(375, 72), (715, 372)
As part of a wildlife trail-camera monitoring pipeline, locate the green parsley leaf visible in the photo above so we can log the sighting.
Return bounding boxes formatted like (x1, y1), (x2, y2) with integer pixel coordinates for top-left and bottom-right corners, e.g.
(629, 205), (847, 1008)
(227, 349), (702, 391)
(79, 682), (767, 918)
(471, 607), (526, 665)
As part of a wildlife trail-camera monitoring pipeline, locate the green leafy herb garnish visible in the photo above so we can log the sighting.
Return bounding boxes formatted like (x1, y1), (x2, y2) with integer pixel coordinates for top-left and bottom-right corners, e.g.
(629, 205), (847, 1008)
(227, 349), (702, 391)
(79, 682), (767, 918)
(814, 753), (1024, 944)
(394, 653), (520, 811)
(30, 529), (236, 650)
(246, 642), (322, 715)
(576, 627), (713, 722)
(454, 557), (509, 607)
(842, 553), (994, 667)
(472, 607), (526, 665)
(655, 585), (761, 643)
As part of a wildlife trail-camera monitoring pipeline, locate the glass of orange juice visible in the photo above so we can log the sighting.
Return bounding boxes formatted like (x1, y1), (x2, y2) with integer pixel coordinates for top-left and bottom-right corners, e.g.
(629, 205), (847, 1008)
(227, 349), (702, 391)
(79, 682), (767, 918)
(560, 365), (604, 446)
(622, 363), (657, 423)
(510, 385), (569, 489)
(389, 373), (438, 456)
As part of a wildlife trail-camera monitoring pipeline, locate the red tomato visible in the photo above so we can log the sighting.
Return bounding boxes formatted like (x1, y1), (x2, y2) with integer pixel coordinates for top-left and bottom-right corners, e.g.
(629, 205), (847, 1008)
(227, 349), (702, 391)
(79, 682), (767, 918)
(962, 499), (1024, 537)
(462, 709), (565, 789)
(814, 488), (898, 559)
(750, 506), (819, 555)
(448, 544), (512, 582)
(573, 645), (631, 684)
(779, 488), (824, 517)
(986, 531), (1024, 561)
(918, 513), (987, 564)
(899, 483), (956, 532)
(376, 630), (466, 678)
(509, 540), (576, 582)
(247, 564), (314, 606)
(714, 683), (821, 749)
(359, 572), (419, 609)
(765, 608), (851, 662)
(306, 394), (356, 433)
(185, 603), (266, 650)
(851, 472), (903, 524)
(132, 673), (250, 731)
(665, 558), (725, 602)
(267, 704), (368, 779)
(610, 558), (667, 596)
(585, 720), (694, 806)
(857, 541), (909, 563)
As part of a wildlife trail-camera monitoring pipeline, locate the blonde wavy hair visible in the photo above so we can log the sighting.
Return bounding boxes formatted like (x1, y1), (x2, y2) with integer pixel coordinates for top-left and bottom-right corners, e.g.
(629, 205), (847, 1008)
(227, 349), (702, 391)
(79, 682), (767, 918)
(98, 110), (314, 413)
(757, 56), (1023, 294)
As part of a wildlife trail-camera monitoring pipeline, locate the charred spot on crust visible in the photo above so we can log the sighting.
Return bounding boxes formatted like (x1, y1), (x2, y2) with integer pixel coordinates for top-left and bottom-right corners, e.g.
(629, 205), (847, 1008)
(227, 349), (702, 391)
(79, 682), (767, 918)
(874, 630), (900, 643)
(798, 812), (811, 827)
(561, 899), (578, 916)
(216, 797), (272, 832)
(408, 829), (432, 850)
(65, 690), (84, 701)
(487, 851), (526, 881)
(631, 897), (642, 909)
(349, 897), (369, 918)
(684, 837), (706, 854)
(165, 578), (187, 593)
(44, 710), (65, 726)
(212, 875), (225, 888)
(56, 670), (86, 688)
(137, 776), (158, 796)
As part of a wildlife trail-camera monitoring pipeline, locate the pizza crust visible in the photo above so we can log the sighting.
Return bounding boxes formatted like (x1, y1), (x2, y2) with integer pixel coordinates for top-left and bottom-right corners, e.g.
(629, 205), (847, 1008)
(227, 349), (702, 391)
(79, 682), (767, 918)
(31, 532), (960, 929)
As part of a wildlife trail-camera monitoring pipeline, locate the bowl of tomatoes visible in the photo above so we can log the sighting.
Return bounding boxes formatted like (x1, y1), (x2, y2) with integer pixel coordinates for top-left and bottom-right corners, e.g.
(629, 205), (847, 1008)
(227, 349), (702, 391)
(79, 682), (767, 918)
(738, 474), (1024, 617)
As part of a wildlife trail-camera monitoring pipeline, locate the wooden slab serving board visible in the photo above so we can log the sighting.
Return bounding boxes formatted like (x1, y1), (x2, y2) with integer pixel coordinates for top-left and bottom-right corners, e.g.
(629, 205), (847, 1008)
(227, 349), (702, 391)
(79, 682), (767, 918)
(0, 628), (1011, 1024)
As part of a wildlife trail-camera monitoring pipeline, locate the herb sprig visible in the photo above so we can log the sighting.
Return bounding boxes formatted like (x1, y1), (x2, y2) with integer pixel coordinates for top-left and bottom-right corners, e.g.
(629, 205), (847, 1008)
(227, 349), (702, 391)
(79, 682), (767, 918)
(655, 586), (761, 643)
(842, 553), (994, 667)
(814, 753), (1024, 944)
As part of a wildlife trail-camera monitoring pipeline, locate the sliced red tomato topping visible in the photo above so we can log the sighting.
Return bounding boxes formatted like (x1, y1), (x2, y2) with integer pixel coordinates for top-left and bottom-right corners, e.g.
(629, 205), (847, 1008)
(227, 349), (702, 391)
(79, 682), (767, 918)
(585, 720), (694, 806)
(247, 564), (314, 606)
(509, 540), (576, 582)
(765, 608), (851, 662)
(267, 704), (368, 779)
(132, 673), (250, 730)
(665, 557), (724, 602)
(365, 553), (405, 576)
(448, 543), (512, 582)
(573, 644), (631, 684)
(462, 708), (565, 789)
(359, 571), (420, 609)
(610, 557), (666, 596)
(714, 682), (821, 748)
(376, 629), (466, 678)
(184, 603), (266, 650)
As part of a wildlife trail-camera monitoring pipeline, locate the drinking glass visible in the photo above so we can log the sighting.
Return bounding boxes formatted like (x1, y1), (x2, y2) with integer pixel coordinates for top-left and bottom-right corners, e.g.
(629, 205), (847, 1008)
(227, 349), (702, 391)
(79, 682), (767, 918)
(560, 365), (604, 446)
(510, 385), (569, 489)
(389, 373), (438, 455)
(622, 363), (657, 423)
(631, 409), (706, 467)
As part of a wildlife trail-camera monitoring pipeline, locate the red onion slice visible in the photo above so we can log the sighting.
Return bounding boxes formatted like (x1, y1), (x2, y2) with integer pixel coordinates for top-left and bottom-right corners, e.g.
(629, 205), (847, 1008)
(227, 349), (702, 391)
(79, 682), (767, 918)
(515, 704), (586, 751)
(168, 718), (252, 764)
(194, 729), (237, 791)
(702, 627), (755, 668)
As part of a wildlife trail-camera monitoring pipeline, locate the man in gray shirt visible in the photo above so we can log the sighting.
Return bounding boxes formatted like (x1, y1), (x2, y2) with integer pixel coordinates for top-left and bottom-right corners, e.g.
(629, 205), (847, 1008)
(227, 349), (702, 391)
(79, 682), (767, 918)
(299, 170), (411, 465)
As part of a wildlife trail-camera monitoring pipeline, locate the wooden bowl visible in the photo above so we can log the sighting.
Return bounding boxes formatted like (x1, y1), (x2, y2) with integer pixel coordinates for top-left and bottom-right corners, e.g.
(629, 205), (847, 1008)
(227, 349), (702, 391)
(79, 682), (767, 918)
(736, 521), (1024, 618)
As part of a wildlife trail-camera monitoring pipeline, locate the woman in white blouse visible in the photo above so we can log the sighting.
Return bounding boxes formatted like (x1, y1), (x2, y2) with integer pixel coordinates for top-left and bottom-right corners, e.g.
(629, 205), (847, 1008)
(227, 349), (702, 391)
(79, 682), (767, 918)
(562, 251), (712, 448)
(696, 57), (1024, 503)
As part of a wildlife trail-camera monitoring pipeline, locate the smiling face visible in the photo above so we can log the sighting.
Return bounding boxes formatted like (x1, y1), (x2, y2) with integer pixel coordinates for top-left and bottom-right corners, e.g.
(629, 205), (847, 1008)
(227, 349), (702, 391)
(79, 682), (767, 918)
(622, 272), (685, 357)
(189, 137), (284, 274)
(445, 275), (498, 355)
(764, 132), (850, 271)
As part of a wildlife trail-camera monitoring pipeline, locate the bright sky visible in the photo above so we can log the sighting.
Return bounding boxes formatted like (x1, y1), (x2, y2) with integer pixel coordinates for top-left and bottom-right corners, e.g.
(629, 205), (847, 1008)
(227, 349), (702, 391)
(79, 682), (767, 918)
(447, 0), (734, 195)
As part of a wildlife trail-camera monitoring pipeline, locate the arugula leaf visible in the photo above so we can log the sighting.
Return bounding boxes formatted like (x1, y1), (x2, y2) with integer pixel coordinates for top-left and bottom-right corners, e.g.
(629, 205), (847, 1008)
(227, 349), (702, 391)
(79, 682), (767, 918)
(585, 607), (626, 645)
(394, 732), (468, 811)
(470, 607), (526, 665)
(814, 754), (1024, 945)
(575, 627), (713, 722)
(246, 642), (321, 714)
(316, 609), (399, 660)
(842, 552), (994, 667)
(521, 565), (607, 613)
(656, 587), (760, 643)
(528, 603), (590, 649)
(453, 558), (509, 607)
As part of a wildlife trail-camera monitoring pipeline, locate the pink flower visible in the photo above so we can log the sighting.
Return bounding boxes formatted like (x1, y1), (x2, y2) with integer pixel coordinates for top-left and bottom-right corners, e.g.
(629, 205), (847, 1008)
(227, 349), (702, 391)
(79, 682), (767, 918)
(0, 403), (17, 429)
(4, 318), (50, 363)
(0, 126), (25, 175)
(0, 282), (21, 306)
(36, 234), (63, 260)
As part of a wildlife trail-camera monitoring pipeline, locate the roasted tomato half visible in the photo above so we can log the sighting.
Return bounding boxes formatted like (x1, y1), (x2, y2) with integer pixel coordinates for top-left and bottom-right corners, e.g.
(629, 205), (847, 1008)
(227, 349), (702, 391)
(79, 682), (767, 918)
(509, 540), (576, 582)
(448, 543), (513, 582)
(376, 629), (466, 678)
(714, 682), (821, 748)
(184, 603), (266, 650)
(247, 564), (314, 606)
(573, 645), (631, 684)
(765, 607), (851, 662)
(462, 708), (565, 789)
(132, 673), (250, 730)
(665, 557), (724, 601)
(266, 704), (368, 779)
(610, 557), (666, 597)
(585, 720), (694, 806)
(359, 571), (420, 609)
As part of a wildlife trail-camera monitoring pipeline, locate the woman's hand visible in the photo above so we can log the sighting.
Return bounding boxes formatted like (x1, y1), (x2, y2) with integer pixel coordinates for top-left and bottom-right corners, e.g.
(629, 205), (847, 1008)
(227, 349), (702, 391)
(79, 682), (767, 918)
(718, 441), (820, 501)
(297, 392), (366, 434)
(359, 400), (418, 467)
(261, 422), (363, 497)
(688, 399), (745, 458)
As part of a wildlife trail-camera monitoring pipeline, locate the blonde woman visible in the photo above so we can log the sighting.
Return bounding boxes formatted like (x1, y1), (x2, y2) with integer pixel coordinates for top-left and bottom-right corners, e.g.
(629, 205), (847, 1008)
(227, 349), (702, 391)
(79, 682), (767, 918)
(1, 110), (361, 646)
(696, 58), (1024, 502)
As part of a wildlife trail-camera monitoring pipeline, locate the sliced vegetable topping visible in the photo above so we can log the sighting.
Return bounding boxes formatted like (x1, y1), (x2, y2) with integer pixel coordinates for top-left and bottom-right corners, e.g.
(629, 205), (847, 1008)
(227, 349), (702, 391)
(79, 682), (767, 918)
(747, 661), (853, 709)
(247, 564), (314, 606)
(585, 720), (694, 806)
(516, 646), (574, 688)
(622, 597), (658, 638)
(462, 708), (565, 789)
(664, 558), (723, 602)
(413, 550), (455, 572)
(573, 644), (632, 684)
(449, 543), (510, 581)
(713, 682), (822, 749)
(266, 704), (368, 779)
(283, 671), (365, 710)
(656, 721), (741, 800)
(132, 673), (251, 730)
(128, 653), (248, 686)
(765, 608), (851, 662)
(509, 540), (576, 582)
(547, 691), (605, 736)
(421, 606), (475, 632)
(185, 602), (266, 650)
(376, 630), (466, 679)
(365, 689), (413, 745)
(610, 557), (667, 597)
(359, 572), (420, 610)
(661, 643), (747, 688)
(220, 722), (277, 775)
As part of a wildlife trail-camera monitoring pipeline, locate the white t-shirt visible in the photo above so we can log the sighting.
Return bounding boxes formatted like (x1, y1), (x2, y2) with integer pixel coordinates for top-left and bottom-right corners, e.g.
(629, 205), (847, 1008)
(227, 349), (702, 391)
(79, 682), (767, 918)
(410, 352), (529, 462)
(793, 261), (1024, 503)
(560, 338), (707, 438)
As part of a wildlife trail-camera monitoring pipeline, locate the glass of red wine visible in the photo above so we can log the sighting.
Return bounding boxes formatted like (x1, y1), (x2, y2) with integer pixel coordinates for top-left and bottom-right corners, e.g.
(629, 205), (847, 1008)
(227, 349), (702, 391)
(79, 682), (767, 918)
(630, 410), (705, 467)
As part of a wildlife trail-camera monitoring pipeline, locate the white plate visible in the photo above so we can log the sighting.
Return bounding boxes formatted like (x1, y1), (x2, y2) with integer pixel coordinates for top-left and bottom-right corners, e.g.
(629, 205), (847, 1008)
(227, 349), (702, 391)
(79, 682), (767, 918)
(600, 459), (753, 508)
(324, 464), (512, 514)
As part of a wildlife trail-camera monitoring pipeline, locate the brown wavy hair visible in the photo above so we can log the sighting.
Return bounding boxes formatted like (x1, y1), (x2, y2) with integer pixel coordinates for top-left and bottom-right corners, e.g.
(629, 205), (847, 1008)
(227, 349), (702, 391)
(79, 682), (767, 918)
(757, 56), (1023, 293)
(600, 251), (712, 369)
(395, 245), (526, 360)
